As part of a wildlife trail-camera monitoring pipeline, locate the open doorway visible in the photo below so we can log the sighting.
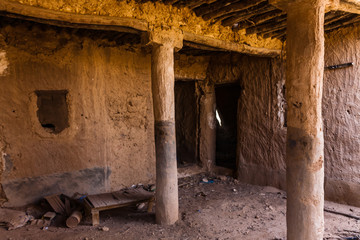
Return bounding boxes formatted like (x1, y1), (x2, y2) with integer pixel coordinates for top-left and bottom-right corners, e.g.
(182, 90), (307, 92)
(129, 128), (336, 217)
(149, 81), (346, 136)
(175, 81), (198, 167)
(215, 84), (240, 169)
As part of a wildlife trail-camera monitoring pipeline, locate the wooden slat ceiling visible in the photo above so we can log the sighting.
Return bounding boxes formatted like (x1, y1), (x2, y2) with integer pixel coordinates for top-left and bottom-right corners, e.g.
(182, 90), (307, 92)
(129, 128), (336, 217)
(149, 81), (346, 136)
(151, 0), (360, 41)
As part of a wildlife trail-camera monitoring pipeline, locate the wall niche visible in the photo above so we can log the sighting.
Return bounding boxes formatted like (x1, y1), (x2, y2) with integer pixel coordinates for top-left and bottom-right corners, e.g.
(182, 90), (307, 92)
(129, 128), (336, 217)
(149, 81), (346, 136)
(35, 90), (69, 134)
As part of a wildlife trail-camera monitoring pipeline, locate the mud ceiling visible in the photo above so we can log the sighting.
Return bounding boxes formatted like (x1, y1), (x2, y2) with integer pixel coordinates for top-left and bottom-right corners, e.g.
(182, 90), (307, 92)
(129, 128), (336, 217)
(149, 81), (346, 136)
(1, 0), (359, 49)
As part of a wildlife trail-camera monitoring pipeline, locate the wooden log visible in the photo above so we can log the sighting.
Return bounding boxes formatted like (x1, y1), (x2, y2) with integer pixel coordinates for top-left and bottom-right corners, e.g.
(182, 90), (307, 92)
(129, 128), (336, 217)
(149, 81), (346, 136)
(263, 28), (286, 39)
(186, 0), (218, 10)
(194, 0), (240, 17)
(66, 211), (82, 228)
(0, 0), (148, 33)
(221, 5), (277, 26)
(325, 11), (352, 25)
(325, 14), (360, 31)
(286, 1), (326, 239)
(183, 31), (281, 57)
(213, 2), (270, 23)
(202, 0), (266, 21)
(234, 10), (285, 30)
(183, 41), (224, 52)
(163, 0), (179, 5)
(246, 16), (287, 34)
(256, 22), (286, 35)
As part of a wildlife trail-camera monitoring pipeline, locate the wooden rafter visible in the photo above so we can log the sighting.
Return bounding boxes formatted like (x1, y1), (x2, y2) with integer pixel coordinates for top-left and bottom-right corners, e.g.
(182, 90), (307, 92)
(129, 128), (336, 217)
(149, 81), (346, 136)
(221, 4), (276, 26)
(202, 0), (266, 21)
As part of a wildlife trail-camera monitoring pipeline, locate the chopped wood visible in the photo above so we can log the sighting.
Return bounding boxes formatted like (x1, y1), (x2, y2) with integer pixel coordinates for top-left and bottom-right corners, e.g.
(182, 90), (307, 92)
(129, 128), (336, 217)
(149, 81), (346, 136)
(202, 0), (266, 21)
(324, 208), (360, 220)
(45, 194), (66, 215)
(0, 208), (32, 230)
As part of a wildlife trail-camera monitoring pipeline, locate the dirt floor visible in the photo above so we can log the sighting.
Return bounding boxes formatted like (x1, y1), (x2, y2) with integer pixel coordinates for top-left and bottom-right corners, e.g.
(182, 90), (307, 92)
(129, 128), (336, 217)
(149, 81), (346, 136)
(0, 174), (359, 240)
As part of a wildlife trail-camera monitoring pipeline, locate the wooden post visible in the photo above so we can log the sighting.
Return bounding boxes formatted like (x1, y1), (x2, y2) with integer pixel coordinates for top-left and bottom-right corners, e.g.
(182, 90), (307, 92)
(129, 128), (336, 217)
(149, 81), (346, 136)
(148, 29), (183, 225)
(199, 80), (216, 171)
(285, 0), (326, 239)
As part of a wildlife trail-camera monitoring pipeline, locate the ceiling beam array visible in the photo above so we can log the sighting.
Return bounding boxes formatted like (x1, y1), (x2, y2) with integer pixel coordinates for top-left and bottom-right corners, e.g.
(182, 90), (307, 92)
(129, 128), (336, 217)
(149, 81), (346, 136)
(158, 0), (360, 40)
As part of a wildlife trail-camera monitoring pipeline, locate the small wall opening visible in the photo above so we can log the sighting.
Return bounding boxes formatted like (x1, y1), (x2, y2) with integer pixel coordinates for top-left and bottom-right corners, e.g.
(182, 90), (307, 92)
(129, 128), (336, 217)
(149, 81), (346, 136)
(35, 90), (69, 134)
(175, 81), (198, 167)
(215, 84), (240, 169)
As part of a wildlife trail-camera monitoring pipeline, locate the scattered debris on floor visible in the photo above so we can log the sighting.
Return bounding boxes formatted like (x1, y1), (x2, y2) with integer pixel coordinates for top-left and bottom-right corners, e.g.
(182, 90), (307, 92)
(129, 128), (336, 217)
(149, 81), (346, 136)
(0, 174), (359, 240)
(0, 208), (33, 230)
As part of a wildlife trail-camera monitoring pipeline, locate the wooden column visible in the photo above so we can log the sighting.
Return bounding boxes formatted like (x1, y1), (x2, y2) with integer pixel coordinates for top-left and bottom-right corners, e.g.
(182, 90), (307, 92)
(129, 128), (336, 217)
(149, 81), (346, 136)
(285, 0), (326, 239)
(149, 30), (183, 225)
(199, 80), (216, 172)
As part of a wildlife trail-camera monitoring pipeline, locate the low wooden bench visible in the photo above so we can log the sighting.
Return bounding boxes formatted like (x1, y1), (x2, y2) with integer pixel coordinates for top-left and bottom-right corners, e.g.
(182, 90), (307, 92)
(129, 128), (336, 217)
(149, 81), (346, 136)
(84, 188), (155, 226)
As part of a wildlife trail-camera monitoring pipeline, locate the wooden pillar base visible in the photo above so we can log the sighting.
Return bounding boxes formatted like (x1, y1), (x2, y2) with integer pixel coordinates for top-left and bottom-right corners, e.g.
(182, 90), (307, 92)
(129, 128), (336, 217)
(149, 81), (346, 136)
(154, 121), (178, 224)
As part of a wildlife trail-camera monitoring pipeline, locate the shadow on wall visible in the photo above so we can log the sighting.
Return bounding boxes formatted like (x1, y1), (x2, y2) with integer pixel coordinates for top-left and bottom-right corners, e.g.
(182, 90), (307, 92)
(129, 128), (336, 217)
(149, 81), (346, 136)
(2, 167), (110, 207)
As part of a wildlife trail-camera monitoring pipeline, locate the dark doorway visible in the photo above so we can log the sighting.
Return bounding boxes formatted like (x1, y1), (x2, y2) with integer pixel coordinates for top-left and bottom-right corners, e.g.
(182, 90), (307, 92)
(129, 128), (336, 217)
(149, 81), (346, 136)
(175, 81), (197, 167)
(215, 84), (240, 169)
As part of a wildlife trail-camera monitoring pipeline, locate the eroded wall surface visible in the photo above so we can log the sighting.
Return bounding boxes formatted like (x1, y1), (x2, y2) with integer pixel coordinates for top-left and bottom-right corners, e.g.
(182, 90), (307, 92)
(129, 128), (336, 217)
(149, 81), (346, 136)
(0, 17), (211, 206)
(323, 25), (360, 206)
(231, 25), (360, 207)
(0, 20), (157, 206)
(208, 53), (286, 189)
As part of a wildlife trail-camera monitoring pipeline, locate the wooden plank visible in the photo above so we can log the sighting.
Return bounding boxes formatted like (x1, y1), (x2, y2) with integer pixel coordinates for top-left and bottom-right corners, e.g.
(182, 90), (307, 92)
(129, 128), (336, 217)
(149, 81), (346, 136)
(44, 195), (65, 214)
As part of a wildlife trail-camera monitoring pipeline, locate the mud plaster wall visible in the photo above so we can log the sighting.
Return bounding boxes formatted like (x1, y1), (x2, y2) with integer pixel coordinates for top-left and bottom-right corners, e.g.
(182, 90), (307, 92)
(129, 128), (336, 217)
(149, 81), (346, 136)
(224, 25), (360, 207)
(0, 19), (211, 206)
(323, 24), (360, 207)
(207, 53), (286, 188)
(0, 20), (158, 206)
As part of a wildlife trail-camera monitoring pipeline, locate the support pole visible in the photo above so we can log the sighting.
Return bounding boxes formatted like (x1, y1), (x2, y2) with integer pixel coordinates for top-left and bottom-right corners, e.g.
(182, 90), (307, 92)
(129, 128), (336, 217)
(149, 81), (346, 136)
(149, 30), (183, 225)
(199, 80), (216, 172)
(286, 1), (326, 239)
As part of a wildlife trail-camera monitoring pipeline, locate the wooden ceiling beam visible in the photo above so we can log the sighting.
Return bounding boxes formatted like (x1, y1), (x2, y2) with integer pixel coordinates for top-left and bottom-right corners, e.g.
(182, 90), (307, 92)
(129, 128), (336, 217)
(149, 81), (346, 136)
(263, 29), (286, 39)
(173, 0), (217, 9)
(202, 0), (266, 21)
(324, 11), (352, 25)
(183, 31), (281, 57)
(194, 0), (239, 17)
(325, 14), (360, 31)
(221, 4), (277, 27)
(234, 10), (284, 30)
(187, 0), (218, 10)
(246, 16), (286, 34)
(212, 2), (269, 23)
(163, 0), (180, 5)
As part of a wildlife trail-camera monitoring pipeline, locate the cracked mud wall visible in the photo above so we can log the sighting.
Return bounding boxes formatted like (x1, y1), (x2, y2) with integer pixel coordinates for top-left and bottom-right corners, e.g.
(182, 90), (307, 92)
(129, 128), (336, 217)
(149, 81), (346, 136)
(207, 53), (286, 189)
(323, 24), (360, 207)
(0, 19), (158, 206)
(0, 17), (211, 206)
(226, 25), (360, 207)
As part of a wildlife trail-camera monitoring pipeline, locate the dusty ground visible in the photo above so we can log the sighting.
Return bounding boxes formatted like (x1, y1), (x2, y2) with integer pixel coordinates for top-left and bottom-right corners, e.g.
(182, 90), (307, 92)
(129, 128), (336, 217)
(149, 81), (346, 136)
(0, 174), (359, 240)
